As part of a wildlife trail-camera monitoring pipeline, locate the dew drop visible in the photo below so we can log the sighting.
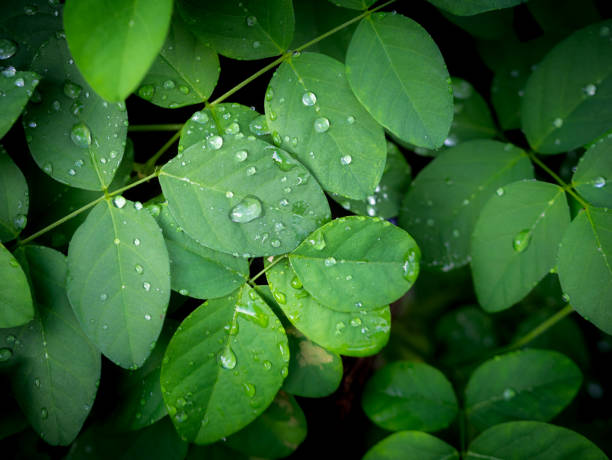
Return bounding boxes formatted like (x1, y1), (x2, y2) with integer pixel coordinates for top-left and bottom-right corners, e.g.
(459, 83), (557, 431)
(271, 239), (281, 248)
(512, 229), (531, 253)
(235, 149), (248, 162)
(63, 81), (82, 99)
(496, 187), (504, 196)
(324, 257), (337, 267)
(113, 195), (127, 209)
(191, 111), (209, 124)
(68, 168), (76, 176)
(271, 150), (295, 171)
(253, 41), (261, 49)
(100, 293), (108, 301)
(346, 115), (355, 124)
(13, 214), (26, 230)
(218, 346), (237, 369)
(273, 291), (287, 304)
(246, 166), (257, 176)
(0, 39), (17, 60)
(138, 84), (154, 100)
(133, 238), (141, 246)
(113, 238), (120, 245)
(144, 313), (151, 321)
(208, 135), (223, 150)
(593, 176), (606, 188)
(350, 317), (362, 327)
(230, 196), (263, 223)
(402, 248), (419, 282)
(135, 264), (143, 274)
(179, 85), (190, 95)
(583, 84), (597, 96)
(302, 91), (317, 106)
(263, 360), (272, 370)
(41, 407), (48, 420)
(313, 117), (330, 133)
(553, 118), (563, 128)
(246, 15), (257, 26)
(70, 122), (92, 148)
(0, 347), (12, 362)
(175, 411), (187, 423)
(265, 87), (274, 102)
(290, 276), (302, 289)
(43, 163), (53, 174)
(163, 79), (175, 89)
(143, 282), (151, 292)
(503, 388), (516, 400)
(340, 154), (352, 165)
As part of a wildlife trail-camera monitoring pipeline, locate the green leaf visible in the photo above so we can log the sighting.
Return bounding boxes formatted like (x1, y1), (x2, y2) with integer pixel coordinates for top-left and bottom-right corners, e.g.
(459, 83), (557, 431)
(25, 35), (128, 191)
(66, 418), (188, 460)
(108, 320), (177, 432)
(471, 180), (571, 312)
(572, 136), (612, 208)
(362, 361), (458, 432)
(136, 14), (220, 108)
(0, 243), (33, 328)
(327, 0), (376, 10)
(265, 52), (386, 200)
(256, 285), (343, 398)
(160, 284), (289, 444)
(521, 20), (612, 153)
(63, 0), (173, 102)
(399, 140), (534, 271)
(66, 198), (171, 369)
(176, 0), (295, 60)
(265, 256), (391, 357)
(465, 421), (607, 459)
(363, 431), (460, 460)
(426, 0), (526, 16)
(441, 9), (514, 40)
(527, 0), (601, 35)
(0, 70), (39, 139)
(153, 203), (248, 299)
(160, 134), (330, 257)
(465, 349), (582, 431)
(557, 207), (612, 334)
(225, 391), (307, 458)
(179, 104), (271, 152)
(0, 146), (29, 242)
(0, 0), (63, 69)
(346, 13), (453, 149)
(330, 141), (412, 218)
(289, 216), (420, 311)
(0, 246), (100, 445)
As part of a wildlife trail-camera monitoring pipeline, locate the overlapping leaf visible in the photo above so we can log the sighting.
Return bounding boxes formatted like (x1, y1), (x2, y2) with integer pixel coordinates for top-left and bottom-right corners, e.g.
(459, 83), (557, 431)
(24, 36), (128, 190)
(67, 198), (171, 369)
(160, 285), (289, 444)
(426, 0), (526, 16)
(0, 146), (29, 242)
(0, 243), (33, 328)
(0, 246), (100, 445)
(327, 0), (376, 10)
(364, 431), (459, 460)
(346, 13), (452, 149)
(64, 0), (173, 101)
(160, 135), (330, 257)
(399, 140), (533, 271)
(0, 70), (39, 139)
(265, 52), (386, 200)
(572, 136), (612, 208)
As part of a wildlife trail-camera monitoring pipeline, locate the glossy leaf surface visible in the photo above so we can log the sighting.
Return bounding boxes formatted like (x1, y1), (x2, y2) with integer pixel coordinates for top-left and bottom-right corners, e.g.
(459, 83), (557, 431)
(0, 146), (29, 242)
(572, 136), (612, 208)
(364, 431), (459, 460)
(0, 70), (39, 139)
(426, 0), (526, 16)
(0, 243), (33, 328)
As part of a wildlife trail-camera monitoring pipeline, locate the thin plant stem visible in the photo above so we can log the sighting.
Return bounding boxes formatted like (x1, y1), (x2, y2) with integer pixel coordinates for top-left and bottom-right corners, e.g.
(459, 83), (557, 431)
(143, 131), (181, 173)
(249, 255), (288, 285)
(503, 304), (574, 352)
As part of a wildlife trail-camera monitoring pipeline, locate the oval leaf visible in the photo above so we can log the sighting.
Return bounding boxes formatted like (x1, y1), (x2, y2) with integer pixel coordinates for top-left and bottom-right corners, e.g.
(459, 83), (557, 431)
(471, 180), (571, 312)
(67, 198), (171, 369)
(521, 20), (612, 153)
(427, 0), (525, 16)
(0, 146), (29, 242)
(558, 207), (612, 334)
(160, 284), (289, 444)
(176, 0), (295, 60)
(572, 136), (612, 208)
(25, 35), (128, 190)
(465, 349), (582, 431)
(0, 69), (39, 139)
(0, 243), (33, 328)
(362, 361), (458, 432)
(346, 13), (452, 149)
(160, 134), (330, 257)
(364, 431), (459, 460)
(266, 256), (391, 357)
(136, 14), (220, 108)
(327, 0), (376, 10)
(465, 421), (607, 460)
(64, 0), (173, 101)
(265, 52), (386, 200)
(0, 246), (100, 445)
(399, 140), (534, 271)
(289, 216), (420, 311)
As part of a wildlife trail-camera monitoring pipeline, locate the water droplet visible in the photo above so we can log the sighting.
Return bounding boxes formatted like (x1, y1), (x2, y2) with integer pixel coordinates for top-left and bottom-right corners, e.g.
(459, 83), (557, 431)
(279, 342), (290, 362)
(34, 377), (40, 388)
(290, 276), (302, 289)
(138, 84), (154, 100)
(503, 388), (516, 400)
(41, 407), (48, 419)
(179, 85), (190, 95)
(0, 39), (17, 60)
(143, 282), (151, 291)
(562, 293), (570, 303)
(163, 79), (175, 89)
(265, 87), (274, 101)
(512, 229), (531, 253)
(350, 317), (362, 327)
(246, 166), (257, 176)
(113, 195), (127, 208)
(230, 196), (263, 223)
(208, 135), (223, 150)
(314, 117), (330, 133)
(63, 81), (82, 99)
(175, 411), (187, 423)
(346, 115), (355, 124)
(335, 321), (346, 335)
(218, 346), (237, 369)
(263, 360), (272, 370)
(271, 239), (281, 248)
(43, 163), (53, 174)
(70, 122), (92, 148)
(402, 248), (419, 282)
(2, 66), (16, 78)
(135, 264), (143, 274)
(243, 382), (256, 398)
(144, 313), (151, 320)
(191, 111), (209, 124)
(100, 293), (108, 301)
(302, 91), (317, 106)
(593, 176), (606, 188)
(553, 118), (563, 128)
(583, 84), (597, 96)
(13, 214), (26, 230)
(496, 187), (504, 196)
(273, 291), (286, 304)
(271, 150), (296, 171)
(133, 238), (141, 246)
(246, 15), (257, 26)
(340, 155), (352, 165)
(113, 238), (120, 245)
(253, 40), (261, 48)
(0, 348), (12, 362)
(281, 366), (289, 378)
(324, 257), (337, 267)
(235, 150), (248, 162)
(71, 100), (84, 116)
(601, 26), (611, 37)
(68, 168), (76, 176)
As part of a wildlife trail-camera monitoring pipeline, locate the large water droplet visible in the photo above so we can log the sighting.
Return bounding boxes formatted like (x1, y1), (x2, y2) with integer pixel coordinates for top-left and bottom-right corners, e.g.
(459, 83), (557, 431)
(218, 346), (237, 369)
(308, 230), (326, 250)
(271, 150), (295, 171)
(0, 39), (17, 60)
(13, 214), (26, 231)
(324, 257), (337, 267)
(208, 135), (223, 150)
(0, 347), (12, 362)
(230, 196), (263, 223)
(402, 248), (419, 282)
(236, 300), (269, 328)
(512, 229), (531, 253)
(235, 149), (248, 162)
(191, 111), (209, 124)
(302, 91), (317, 106)
(593, 176), (606, 188)
(313, 117), (330, 133)
(290, 276), (303, 289)
(70, 122), (91, 148)
(163, 79), (175, 89)
(138, 84), (154, 100)
(113, 195), (127, 208)
(279, 342), (290, 362)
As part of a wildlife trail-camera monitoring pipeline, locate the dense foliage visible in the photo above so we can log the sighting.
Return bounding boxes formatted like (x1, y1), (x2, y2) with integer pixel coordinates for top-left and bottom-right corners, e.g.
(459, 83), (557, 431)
(1, 0), (612, 458)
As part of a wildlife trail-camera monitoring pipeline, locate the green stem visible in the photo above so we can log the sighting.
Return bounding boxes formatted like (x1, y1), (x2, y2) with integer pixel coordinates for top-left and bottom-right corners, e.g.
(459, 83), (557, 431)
(249, 254), (288, 285)
(143, 131), (181, 173)
(503, 304), (574, 352)
(128, 124), (183, 132)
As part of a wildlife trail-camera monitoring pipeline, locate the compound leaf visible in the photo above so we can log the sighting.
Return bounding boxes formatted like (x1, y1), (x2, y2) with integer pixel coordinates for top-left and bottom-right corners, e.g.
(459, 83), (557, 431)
(362, 361), (458, 432)
(471, 180), (570, 312)
(289, 216), (420, 311)
(465, 349), (582, 431)
(346, 13), (452, 149)
(176, 0), (295, 60)
(266, 257), (391, 357)
(572, 136), (612, 208)
(25, 35), (128, 191)
(67, 198), (171, 369)
(521, 20), (612, 153)
(265, 52), (386, 200)
(160, 284), (289, 444)
(0, 243), (33, 328)
(63, 0), (173, 101)
(0, 70), (39, 139)
(364, 431), (459, 460)
(0, 146), (29, 242)
(399, 140), (533, 271)
(0, 245), (100, 446)
(160, 135), (330, 257)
